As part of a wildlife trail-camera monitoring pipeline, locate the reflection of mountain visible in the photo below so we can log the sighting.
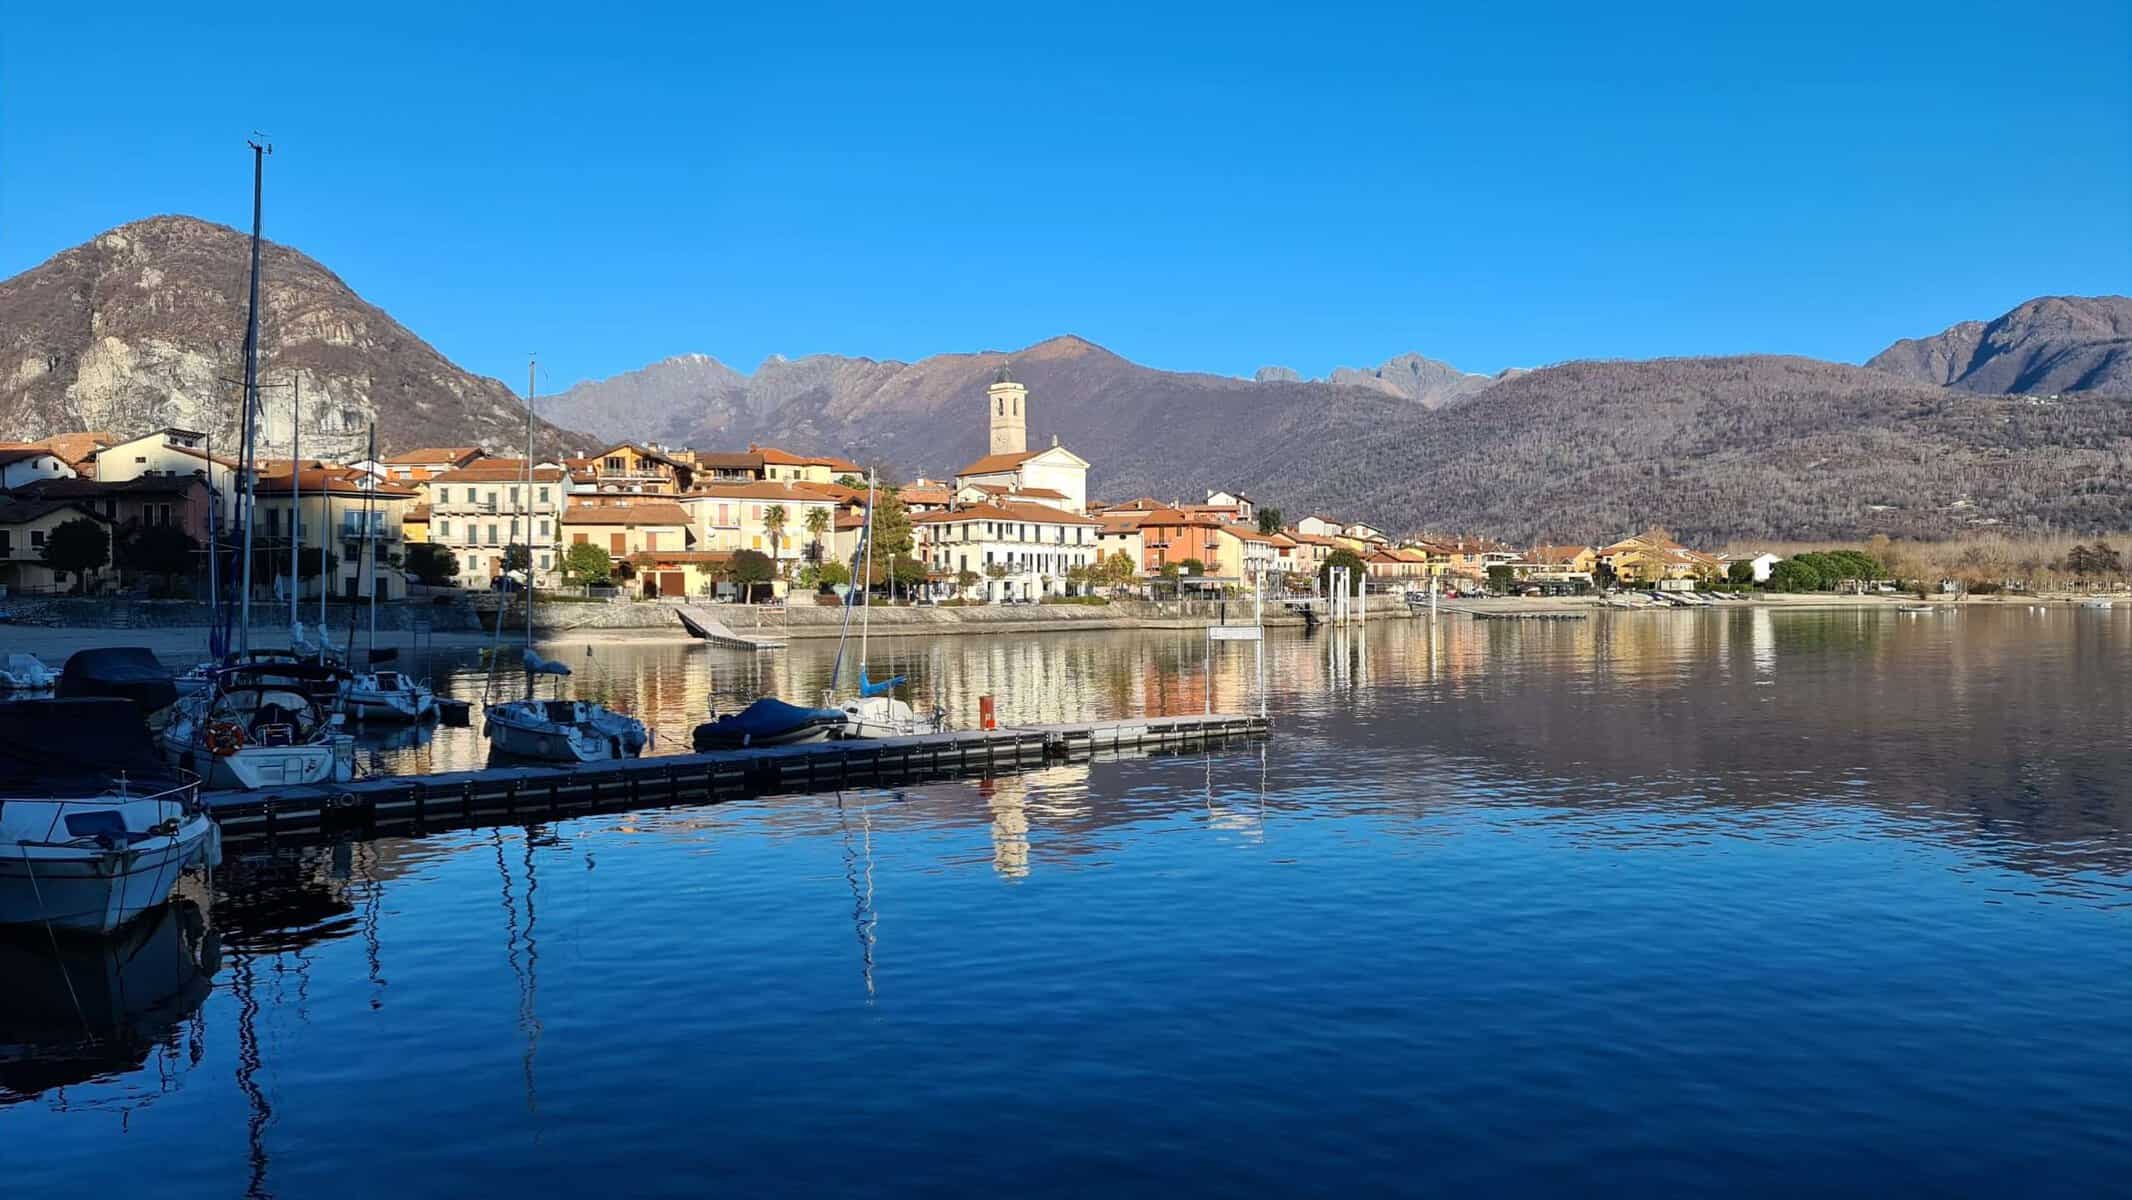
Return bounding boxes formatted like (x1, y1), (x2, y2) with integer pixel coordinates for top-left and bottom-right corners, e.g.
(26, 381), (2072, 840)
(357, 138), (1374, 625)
(0, 898), (217, 1106)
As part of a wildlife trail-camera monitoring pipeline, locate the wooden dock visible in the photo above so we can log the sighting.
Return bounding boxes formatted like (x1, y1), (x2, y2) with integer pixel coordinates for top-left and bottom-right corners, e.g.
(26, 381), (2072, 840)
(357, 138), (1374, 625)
(200, 712), (1268, 845)
(673, 604), (788, 650)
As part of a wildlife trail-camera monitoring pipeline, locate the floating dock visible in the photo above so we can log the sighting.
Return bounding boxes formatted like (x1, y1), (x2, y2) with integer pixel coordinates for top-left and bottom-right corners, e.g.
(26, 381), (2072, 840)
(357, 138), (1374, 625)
(1468, 610), (1587, 621)
(673, 605), (788, 650)
(201, 712), (1268, 845)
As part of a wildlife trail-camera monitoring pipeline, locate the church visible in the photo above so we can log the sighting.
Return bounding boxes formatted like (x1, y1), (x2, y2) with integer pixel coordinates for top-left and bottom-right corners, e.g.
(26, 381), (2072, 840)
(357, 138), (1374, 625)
(951, 366), (1090, 514)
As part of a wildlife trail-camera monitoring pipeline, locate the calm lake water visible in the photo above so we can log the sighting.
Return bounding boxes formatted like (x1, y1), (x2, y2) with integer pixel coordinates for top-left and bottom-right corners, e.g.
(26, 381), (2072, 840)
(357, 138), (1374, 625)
(6, 607), (2131, 1195)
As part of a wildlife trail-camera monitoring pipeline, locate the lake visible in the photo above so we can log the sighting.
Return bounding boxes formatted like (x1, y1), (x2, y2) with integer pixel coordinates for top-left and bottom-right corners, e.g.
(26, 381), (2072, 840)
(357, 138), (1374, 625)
(5, 606), (2130, 1195)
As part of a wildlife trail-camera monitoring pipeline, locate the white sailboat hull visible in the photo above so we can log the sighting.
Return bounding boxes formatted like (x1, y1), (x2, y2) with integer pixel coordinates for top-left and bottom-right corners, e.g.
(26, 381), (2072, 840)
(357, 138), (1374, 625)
(342, 683), (437, 723)
(484, 701), (648, 763)
(0, 814), (220, 935)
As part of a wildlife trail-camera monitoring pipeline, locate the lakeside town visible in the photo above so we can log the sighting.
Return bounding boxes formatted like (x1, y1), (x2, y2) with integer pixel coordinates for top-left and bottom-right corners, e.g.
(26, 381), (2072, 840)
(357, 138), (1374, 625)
(5, 366), (2127, 615)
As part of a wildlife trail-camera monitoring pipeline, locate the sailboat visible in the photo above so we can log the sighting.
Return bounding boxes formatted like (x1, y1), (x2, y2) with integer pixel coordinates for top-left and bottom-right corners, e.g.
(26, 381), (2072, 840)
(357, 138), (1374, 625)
(829, 469), (943, 739)
(161, 141), (356, 791)
(483, 360), (649, 763)
(340, 425), (437, 722)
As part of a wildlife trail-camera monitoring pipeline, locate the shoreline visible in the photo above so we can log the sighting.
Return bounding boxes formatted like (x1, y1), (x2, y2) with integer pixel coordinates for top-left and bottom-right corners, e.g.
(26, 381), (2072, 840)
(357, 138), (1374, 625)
(5, 591), (2115, 664)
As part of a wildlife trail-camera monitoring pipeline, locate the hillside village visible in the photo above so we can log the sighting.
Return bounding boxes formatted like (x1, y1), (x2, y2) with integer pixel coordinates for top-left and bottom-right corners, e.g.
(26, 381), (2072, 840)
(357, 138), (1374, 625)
(0, 369), (1919, 603)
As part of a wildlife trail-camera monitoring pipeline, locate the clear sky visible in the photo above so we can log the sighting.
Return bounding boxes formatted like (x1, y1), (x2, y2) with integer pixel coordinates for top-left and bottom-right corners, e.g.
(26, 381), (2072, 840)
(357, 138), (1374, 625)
(4, 1), (2127, 391)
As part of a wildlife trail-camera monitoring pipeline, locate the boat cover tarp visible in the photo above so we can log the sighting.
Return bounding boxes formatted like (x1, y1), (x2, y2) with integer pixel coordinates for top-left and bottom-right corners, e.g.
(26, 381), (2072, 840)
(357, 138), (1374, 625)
(0, 698), (184, 794)
(55, 646), (178, 714)
(693, 698), (844, 747)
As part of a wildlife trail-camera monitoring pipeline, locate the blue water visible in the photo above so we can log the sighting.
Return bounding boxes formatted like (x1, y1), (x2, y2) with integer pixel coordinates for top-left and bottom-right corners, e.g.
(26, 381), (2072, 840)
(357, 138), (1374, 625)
(5, 607), (2130, 1195)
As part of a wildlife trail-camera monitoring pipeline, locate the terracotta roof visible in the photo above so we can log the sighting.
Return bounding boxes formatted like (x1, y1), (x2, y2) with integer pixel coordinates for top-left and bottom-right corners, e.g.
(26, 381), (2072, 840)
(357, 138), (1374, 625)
(1097, 513), (1150, 532)
(898, 484), (954, 505)
(10, 475), (205, 500)
(404, 505), (432, 522)
(3, 432), (115, 467)
(689, 451), (764, 471)
(428, 461), (569, 484)
(682, 480), (843, 502)
(748, 445), (861, 472)
(1220, 525), (1279, 543)
(163, 444), (242, 470)
(913, 500), (1099, 527)
(382, 446), (484, 465)
(560, 501), (691, 526)
(629, 550), (734, 566)
(253, 469), (419, 499)
(1288, 532), (1341, 547)
(0, 499), (106, 525)
(955, 449), (1042, 476)
(966, 482), (1069, 501)
(1522, 543), (1592, 565)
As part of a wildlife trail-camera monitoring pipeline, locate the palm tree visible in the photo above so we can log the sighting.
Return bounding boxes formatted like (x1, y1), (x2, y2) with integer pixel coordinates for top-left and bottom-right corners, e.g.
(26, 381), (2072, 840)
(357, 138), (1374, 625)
(762, 504), (788, 569)
(802, 505), (830, 564)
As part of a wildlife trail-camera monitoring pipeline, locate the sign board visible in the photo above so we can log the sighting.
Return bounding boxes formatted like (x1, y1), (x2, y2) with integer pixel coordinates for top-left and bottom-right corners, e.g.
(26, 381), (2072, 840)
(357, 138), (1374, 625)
(1208, 625), (1263, 641)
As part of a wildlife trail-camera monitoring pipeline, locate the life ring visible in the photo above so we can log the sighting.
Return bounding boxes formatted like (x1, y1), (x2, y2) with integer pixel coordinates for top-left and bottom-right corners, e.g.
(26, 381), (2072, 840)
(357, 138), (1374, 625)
(205, 721), (246, 756)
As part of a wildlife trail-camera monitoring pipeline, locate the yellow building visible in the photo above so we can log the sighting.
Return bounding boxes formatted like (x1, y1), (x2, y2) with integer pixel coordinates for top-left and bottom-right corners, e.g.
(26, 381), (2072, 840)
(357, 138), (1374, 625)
(251, 468), (421, 601)
(560, 500), (694, 563)
(677, 480), (843, 570)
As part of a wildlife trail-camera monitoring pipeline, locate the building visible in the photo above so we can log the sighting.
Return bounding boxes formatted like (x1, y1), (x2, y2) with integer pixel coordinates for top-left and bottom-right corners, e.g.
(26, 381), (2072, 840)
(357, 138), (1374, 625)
(87, 429), (241, 525)
(6, 475), (215, 547)
(952, 368), (1090, 514)
(677, 480), (843, 571)
(0, 500), (113, 594)
(376, 447), (488, 484)
(2, 432), (116, 476)
(756, 446), (862, 485)
(1294, 515), (1343, 539)
(912, 500), (1100, 601)
(0, 447), (78, 490)
(897, 479), (956, 512)
(1095, 512), (1149, 577)
(1732, 551), (1783, 583)
(424, 459), (573, 588)
(1204, 490), (1257, 524)
(559, 500), (695, 594)
(565, 443), (694, 495)
(1516, 543), (1598, 588)
(1600, 530), (1722, 585)
(251, 468), (420, 601)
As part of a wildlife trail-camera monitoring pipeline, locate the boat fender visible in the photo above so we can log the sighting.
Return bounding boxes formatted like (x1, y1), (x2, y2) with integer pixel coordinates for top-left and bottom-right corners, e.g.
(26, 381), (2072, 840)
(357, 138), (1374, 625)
(205, 721), (246, 756)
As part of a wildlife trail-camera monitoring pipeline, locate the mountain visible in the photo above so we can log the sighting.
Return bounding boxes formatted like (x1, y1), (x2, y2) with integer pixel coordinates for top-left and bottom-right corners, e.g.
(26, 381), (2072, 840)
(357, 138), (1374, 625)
(1262, 355), (2132, 544)
(1326, 352), (1498, 409)
(0, 216), (578, 460)
(1868, 296), (2132, 396)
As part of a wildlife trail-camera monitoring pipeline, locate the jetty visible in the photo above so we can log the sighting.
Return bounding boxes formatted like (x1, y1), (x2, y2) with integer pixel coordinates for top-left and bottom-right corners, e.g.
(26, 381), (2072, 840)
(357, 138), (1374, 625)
(200, 712), (1268, 846)
(674, 604), (788, 650)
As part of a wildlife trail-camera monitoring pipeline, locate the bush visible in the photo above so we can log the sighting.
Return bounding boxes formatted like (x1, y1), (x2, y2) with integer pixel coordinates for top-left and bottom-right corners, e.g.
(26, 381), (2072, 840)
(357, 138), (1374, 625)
(1040, 594), (1110, 606)
(1969, 580), (2003, 595)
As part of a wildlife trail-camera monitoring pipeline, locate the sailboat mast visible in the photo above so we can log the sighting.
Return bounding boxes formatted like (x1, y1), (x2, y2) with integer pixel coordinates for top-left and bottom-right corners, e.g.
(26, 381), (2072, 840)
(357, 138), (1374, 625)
(365, 422), (378, 660)
(236, 138), (269, 656)
(860, 468), (876, 676)
(524, 357), (536, 646)
(290, 375), (300, 635)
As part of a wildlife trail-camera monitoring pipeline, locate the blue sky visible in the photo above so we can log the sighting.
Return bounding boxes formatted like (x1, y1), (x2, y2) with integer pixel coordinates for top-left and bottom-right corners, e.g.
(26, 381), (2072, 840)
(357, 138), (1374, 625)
(4, 1), (2127, 390)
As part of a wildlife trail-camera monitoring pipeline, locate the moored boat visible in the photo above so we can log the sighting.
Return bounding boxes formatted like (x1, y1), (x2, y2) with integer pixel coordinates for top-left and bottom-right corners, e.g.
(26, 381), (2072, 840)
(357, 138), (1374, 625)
(487, 695), (650, 762)
(693, 697), (847, 750)
(0, 699), (221, 936)
(160, 665), (355, 790)
(0, 654), (57, 692)
(342, 666), (437, 723)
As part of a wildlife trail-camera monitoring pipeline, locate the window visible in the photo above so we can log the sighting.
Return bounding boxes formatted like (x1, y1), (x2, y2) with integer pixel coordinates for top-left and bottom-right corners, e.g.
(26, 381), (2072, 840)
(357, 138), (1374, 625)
(437, 487), (451, 505)
(537, 519), (550, 538)
(539, 552), (551, 569)
(0, 531), (9, 554)
(486, 523), (498, 546)
(135, 455), (146, 464)
(538, 487), (550, 503)
(438, 519), (451, 538)
(31, 530), (46, 547)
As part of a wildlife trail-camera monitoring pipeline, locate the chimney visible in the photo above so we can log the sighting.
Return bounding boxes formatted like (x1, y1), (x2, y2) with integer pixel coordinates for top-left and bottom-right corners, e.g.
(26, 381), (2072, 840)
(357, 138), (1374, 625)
(1051, 433), (1059, 448)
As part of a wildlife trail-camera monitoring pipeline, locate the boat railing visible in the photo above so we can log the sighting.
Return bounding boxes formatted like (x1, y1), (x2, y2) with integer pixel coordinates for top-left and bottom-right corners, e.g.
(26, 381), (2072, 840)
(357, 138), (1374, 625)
(7, 775), (203, 847)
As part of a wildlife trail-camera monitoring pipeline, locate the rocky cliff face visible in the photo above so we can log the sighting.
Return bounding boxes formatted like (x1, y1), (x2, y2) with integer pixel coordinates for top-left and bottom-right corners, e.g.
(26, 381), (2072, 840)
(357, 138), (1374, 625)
(0, 215), (575, 458)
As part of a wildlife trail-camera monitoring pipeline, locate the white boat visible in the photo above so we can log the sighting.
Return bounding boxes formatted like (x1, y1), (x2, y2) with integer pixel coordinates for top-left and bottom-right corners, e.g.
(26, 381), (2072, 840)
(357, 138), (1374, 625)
(486, 696), (650, 762)
(2080, 598), (2114, 610)
(161, 666), (355, 790)
(0, 653), (57, 691)
(342, 668), (437, 722)
(825, 469), (948, 740)
(478, 362), (648, 764)
(1897, 602), (1939, 615)
(839, 693), (945, 739)
(0, 699), (222, 936)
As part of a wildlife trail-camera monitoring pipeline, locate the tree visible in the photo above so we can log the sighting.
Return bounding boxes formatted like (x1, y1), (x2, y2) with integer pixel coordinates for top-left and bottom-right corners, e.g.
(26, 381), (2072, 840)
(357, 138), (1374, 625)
(815, 560), (851, 591)
(41, 517), (110, 593)
(1178, 557), (1206, 576)
(1767, 558), (1821, 592)
(503, 543), (532, 576)
(1486, 564), (1516, 592)
(955, 568), (980, 596)
(1726, 559), (1757, 587)
(406, 543), (460, 587)
(865, 491), (916, 574)
(114, 522), (200, 588)
(1319, 547), (1366, 595)
(2094, 542), (2125, 577)
(1096, 550), (1138, 593)
(724, 548), (776, 602)
(562, 541), (612, 586)
(1256, 506), (1284, 535)
(295, 547), (338, 583)
(802, 506), (830, 561)
(762, 504), (788, 565)
(835, 474), (864, 489)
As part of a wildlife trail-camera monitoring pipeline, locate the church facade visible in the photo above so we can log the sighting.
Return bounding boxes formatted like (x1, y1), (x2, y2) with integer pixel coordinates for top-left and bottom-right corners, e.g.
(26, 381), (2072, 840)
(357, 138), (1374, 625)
(951, 367), (1089, 515)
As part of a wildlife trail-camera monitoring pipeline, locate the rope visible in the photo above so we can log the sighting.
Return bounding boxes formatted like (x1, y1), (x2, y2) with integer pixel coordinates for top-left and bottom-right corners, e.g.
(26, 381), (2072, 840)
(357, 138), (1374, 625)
(17, 842), (94, 1039)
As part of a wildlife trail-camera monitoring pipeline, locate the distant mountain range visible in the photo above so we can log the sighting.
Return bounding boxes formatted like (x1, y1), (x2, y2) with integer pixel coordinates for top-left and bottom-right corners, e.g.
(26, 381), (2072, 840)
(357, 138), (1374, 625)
(4, 216), (2127, 541)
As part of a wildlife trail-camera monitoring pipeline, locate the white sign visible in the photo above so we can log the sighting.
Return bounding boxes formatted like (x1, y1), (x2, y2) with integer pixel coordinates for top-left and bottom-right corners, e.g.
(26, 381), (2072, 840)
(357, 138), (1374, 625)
(1208, 625), (1262, 641)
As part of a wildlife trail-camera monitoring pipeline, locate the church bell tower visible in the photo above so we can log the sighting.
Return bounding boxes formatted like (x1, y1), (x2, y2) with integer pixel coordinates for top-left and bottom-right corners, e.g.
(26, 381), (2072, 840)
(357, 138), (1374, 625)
(986, 364), (1028, 456)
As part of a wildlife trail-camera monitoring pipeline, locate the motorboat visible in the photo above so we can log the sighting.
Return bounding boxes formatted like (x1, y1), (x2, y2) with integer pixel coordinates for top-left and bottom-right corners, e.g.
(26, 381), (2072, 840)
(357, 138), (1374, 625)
(0, 654), (56, 692)
(2081, 598), (2114, 610)
(160, 664), (355, 790)
(1896, 602), (1939, 614)
(342, 666), (437, 723)
(56, 646), (179, 716)
(0, 699), (222, 936)
(487, 696), (650, 762)
(692, 697), (847, 750)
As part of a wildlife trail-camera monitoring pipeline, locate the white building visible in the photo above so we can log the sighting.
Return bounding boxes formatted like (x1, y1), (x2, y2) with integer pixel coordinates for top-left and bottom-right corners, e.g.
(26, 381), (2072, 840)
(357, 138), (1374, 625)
(913, 500), (1100, 602)
(422, 459), (572, 588)
(0, 448), (77, 491)
(952, 367), (1090, 514)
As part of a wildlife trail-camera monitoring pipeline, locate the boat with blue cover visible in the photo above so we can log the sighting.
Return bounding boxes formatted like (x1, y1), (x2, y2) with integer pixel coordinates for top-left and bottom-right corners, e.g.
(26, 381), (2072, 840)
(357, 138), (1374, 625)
(692, 698), (848, 750)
